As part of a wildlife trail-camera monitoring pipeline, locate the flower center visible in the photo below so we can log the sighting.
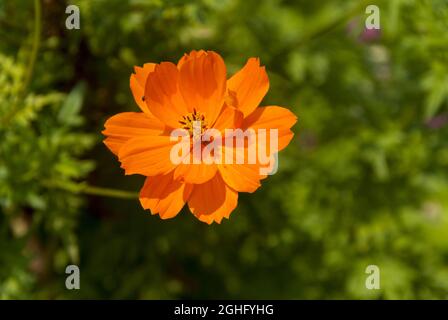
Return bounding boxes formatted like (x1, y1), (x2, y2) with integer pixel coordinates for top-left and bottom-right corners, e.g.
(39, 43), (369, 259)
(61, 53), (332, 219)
(179, 108), (208, 136)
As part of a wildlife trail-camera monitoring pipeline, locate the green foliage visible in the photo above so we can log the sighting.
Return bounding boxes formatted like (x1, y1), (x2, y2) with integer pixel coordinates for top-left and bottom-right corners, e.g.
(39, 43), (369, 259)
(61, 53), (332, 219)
(1, 0), (448, 299)
(0, 53), (95, 298)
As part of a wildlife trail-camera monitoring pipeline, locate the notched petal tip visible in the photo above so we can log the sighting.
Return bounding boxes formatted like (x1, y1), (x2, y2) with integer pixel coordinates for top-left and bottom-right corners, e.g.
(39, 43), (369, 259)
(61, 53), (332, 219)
(227, 57), (270, 117)
(178, 50), (227, 126)
(188, 174), (238, 225)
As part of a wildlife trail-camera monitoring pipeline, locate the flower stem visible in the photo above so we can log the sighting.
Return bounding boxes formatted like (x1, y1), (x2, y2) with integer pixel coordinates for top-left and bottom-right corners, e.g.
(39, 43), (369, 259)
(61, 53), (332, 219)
(22, 0), (41, 92)
(43, 180), (139, 199)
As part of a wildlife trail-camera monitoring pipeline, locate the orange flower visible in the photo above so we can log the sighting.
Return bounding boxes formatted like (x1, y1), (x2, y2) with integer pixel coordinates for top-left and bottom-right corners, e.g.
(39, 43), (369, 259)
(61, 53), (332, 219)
(102, 50), (297, 224)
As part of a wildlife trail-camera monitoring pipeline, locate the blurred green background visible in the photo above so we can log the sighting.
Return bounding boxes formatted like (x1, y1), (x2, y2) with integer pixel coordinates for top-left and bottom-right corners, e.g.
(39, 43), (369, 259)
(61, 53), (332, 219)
(1, 0), (448, 299)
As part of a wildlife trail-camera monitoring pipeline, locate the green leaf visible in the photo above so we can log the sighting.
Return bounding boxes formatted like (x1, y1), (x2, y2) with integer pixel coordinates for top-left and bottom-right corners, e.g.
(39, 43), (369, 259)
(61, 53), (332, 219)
(58, 82), (86, 126)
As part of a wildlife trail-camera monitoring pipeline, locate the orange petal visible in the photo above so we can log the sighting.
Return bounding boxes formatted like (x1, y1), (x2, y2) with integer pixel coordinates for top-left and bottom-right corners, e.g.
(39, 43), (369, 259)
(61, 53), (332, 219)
(179, 51), (227, 126)
(243, 105), (297, 152)
(218, 161), (262, 193)
(212, 105), (244, 133)
(218, 141), (262, 192)
(130, 63), (156, 113)
(173, 137), (218, 184)
(177, 49), (207, 68)
(174, 162), (218, 184)
(102, 112), (165, 156)
(227, 57), (269, 117)
(118, 136), (184, 176)
(145, 62), (190, 128)
(188, 173), (238, 224)
(140, 172), (193, 219)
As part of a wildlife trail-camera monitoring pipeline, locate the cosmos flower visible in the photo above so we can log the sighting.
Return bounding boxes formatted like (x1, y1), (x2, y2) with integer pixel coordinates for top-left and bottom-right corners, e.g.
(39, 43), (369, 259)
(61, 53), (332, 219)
(102, 50), (297, 224)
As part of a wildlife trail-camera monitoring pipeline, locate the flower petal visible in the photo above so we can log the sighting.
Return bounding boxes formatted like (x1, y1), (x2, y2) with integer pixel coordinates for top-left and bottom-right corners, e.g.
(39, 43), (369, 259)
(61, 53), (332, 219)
(130, 63), (156, 113)
(140, 172), (193, 219)
(188, 173), (238, 224)
(177, 49), (207, 68)
(227, 57), (269, 117)
(145, 62), (190, 128)
(102, 112), (165, 156)
(243, 105), (297, 152)
(212, 105), (244, 133)
(218, 141), (263, 193)
(218, 161), (262, 193)
(118, 136), (185, 176)
(174, 162), (218, 184)
(179, 51), (227, 126)
(173, 136), (218, 184)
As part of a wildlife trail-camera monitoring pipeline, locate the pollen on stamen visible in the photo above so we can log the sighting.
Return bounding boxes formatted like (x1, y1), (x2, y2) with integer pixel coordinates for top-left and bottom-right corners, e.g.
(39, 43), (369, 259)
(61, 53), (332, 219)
(179, 109), (208, 135)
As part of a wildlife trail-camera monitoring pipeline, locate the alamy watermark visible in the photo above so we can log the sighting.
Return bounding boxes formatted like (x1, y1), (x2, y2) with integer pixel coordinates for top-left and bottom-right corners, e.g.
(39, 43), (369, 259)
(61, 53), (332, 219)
(365, 5), (380, 30)
(65, 5), (80, 30)
(65, 264), (80, 290)
(365, 265), (380, 290)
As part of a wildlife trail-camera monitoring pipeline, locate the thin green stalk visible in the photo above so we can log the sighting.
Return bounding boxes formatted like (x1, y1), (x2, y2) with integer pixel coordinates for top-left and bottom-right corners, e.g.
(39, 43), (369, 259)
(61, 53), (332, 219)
(273, 0), (372, 61)
(270, 0), (373, 79)
(22, 0), (41, 92)
(43, 180), (139, 199)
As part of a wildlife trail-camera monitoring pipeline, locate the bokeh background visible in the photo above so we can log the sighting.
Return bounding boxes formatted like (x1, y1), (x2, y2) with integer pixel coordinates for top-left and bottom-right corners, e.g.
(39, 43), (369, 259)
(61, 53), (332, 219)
(1, 0), (448, 299)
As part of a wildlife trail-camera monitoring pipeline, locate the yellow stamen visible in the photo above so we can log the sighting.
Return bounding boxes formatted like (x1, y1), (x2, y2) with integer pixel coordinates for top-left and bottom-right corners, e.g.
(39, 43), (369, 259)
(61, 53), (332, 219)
(179, 109), (208, 136)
